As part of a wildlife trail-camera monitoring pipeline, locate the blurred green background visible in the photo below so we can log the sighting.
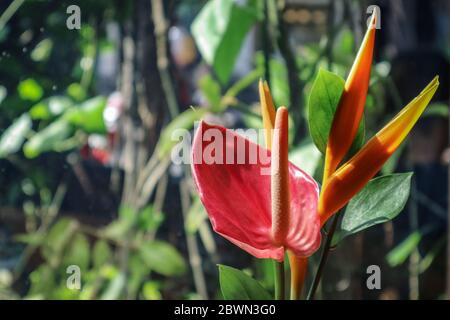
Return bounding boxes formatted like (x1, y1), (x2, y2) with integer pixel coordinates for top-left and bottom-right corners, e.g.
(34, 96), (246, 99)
(0, 0), (449, 300)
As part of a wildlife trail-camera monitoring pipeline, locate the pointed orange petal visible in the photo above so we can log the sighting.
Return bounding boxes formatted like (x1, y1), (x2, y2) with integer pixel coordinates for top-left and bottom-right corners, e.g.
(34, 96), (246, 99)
(271, 106), (290, 245)
(259, 79), (276, 150)
(322, 11), (377, 184)
(319, 76), (439, 225)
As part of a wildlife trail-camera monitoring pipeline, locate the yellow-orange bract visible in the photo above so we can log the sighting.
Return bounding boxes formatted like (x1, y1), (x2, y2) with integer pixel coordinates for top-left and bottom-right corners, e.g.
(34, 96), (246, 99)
(259, 79), (276, 149)
(322, 11), (377, 185)
(319, 76), (439, 225)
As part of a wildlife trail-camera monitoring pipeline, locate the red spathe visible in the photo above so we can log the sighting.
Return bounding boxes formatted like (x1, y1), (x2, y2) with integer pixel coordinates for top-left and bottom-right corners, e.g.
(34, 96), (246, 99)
(191, 121), (321, 261)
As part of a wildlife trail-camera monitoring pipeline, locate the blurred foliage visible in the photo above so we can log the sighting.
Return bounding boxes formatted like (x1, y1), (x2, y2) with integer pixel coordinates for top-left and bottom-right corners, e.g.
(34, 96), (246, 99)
(15, 206), (186, 299)
(191, 0), (262, 84)
(0, 0), (448, 300)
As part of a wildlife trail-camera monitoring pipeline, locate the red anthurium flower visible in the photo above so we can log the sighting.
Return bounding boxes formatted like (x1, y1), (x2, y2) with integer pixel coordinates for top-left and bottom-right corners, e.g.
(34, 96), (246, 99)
(191, 107), (321, 262)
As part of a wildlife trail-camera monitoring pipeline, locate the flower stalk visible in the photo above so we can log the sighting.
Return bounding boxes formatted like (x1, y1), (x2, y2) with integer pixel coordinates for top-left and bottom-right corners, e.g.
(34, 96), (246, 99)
(274, 260), (285, 300)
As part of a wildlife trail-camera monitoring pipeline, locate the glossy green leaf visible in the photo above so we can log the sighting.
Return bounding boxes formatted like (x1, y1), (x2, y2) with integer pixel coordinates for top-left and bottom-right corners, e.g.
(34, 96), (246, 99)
(158, 108), (207, 158)
(139, 241), (186, 276)
(255, 259), (275, 290)
(307, 69), (364, 154)
(23, 119), (73, 158)
(18, 78), (43, 101)
(218, 264), (271, 300)
(339, 173), (412, 241)
(191, 0), (260, 84)
(0, 113), (31, 158)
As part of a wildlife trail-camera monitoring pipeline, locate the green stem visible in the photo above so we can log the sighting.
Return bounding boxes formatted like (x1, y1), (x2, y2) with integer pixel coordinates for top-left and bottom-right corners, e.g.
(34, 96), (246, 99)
(274, 259), (285, 300)
(262, 0), (271, 85)
(307, 213), (339, 300)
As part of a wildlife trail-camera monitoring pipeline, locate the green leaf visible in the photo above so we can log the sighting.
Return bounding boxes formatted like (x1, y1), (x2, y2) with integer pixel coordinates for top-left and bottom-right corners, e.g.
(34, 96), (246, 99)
(66, 83), (87, 101)
(142, 281), (162, 300)
(31, 38), (53, 62)
(27, 265), (55, 298)
(332, 26), (355, 65)
(101, 272), (126, 300)
(63, 96), (107, 133)
(92, 240), (112, 268)
(23, 119), (73, 158)
(14, 232), (45, 246)
(191, 0), (260, 84)
(30, 96), (73, 120)
(64, 233), (90, 271)
(0, 113), (31, 158)
(185, 196), (208, 234)
(386, 231), (422, 267)
(18, 78), (43, 101)
(138, 205), (164, 232)
(218, 264), (271, 300)
(256, 53), (289, 107)
(289, 141), (322, 177)
(307, 69), (364, 154)
(128, 254), (148, 297)
(102, 206), (137, 239)
(199, 74), (222, 111)
(224, 67), (263, 100)
(339, 173), (413, 242)
(139, 241), (186, 277)
(42, 218), (78, 265)
(255, 259), (275, 290)
(158, 108), (207, 158)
